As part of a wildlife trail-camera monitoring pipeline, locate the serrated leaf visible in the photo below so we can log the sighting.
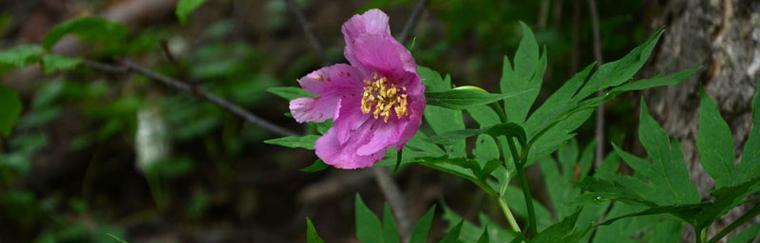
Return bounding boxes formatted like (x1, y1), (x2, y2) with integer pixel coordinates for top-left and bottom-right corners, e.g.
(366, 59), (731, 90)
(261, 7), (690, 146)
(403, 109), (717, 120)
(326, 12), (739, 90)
(539, 156), (577, 220)
(43, 17), (127, 50)
(306, 217), (325, 243)
(630, 100), (699, 205)
(383, 204), (401, 243)
(41, 54), (80, 74)
(525, 64), (594, 135)
(0, 45), (43, 68)
(426, 87), (529, 110)
(355, 194), (383, 243)
(575, 29), (664, 99)
(0, 85), (22, 136)
(409, 205), (436, 243)
(264, 135), (319, 149)
(501, 22), (545, 124)
(697, 91), (737, 188)
(301, 160), (328, 173)
(267, 86), (314, 101)
(176, 0), (207, 24)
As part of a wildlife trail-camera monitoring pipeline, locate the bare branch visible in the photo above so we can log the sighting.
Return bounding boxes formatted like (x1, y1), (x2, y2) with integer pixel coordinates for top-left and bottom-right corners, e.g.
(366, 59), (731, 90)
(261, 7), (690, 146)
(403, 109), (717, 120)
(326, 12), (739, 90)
(82, 59), (298, 137)
(372, 168), (411, 241)
(285, 0), (330, 65)
(398, 0), (429, 44)
(587, 0), (606, 167)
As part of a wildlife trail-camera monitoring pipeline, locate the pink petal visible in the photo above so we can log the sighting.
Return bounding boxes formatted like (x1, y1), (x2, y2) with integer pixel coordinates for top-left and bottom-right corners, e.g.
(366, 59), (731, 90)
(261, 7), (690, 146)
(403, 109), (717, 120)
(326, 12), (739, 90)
(395, 95), (425, 148)
(342, 9), (391, 42)
(342, 9), (416, 78)
(333, 96), (370, 145)
(315, 125), (385, 170)
(345, 34), (416, 81)
(357, 121), (399, 156)
(298, 64), (363, 96)
(289, 97), (338, 123)
(290, 64), (363, 123)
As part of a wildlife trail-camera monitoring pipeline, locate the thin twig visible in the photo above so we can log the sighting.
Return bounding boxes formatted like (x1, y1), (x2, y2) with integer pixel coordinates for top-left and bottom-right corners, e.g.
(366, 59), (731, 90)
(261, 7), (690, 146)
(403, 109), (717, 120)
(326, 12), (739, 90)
(285, 0), (330, 65)
(537, 0), (550, 30)
(587, 0), (605, 167)
(372, 168), (411, 240)
(83, 59), (298, 137)
(398, 0), (429, 44)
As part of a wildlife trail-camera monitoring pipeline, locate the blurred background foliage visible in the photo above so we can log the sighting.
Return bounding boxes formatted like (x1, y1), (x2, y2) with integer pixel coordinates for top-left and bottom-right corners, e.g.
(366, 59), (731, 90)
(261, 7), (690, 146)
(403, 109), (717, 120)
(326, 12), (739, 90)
(0, 0), (655, 242)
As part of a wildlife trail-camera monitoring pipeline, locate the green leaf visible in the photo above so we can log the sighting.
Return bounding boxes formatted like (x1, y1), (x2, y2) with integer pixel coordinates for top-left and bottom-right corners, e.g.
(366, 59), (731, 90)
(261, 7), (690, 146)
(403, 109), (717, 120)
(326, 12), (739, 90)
(697, 91), (737, 188)
(609, 68), (698, 94)
(592, 204), (682, 243)
(633, 100), (699, 205)
(467, 105), (501, 128)
(530, 211), (583, 243)
(539, 156), (577, 220)
(0, 85), (22, 136)
(264, 135), (319, 149)
(419, 66), (466, 157)
(597, 203), (707, 226)
(176, 0), (207, 24)
(525, 64), (594, 135)
(501, 22), (546, 124)
(427, 123), (527, 147)
(0, 44), (43, 68)
(739, 80), (760, 182)
(438, 221), (464, 243)
(426, 87), (527, 110)
(301, 160), (328, 173)
(43, 17), (127, 50)
(383, 204), (401, 243)
(267, 86), (314, 100)
(476, 227), (490, 243)
(41, 54), (80, 74)
(409, 205), (436, 243)
(355, 194), (383, 243)
(306, 217), (326, 243)
(576, 29), (664, 99)
(441, 205), (517, 243)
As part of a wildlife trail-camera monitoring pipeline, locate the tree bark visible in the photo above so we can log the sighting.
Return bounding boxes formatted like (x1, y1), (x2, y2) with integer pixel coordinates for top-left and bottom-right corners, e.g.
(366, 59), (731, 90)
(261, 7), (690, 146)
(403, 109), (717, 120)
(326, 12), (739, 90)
(644, 0), (759, 241)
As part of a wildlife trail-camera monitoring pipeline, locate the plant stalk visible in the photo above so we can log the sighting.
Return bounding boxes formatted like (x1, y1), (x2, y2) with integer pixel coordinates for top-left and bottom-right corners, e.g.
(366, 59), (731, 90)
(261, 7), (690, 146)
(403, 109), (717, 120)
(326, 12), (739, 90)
(506, 136), (538, 238)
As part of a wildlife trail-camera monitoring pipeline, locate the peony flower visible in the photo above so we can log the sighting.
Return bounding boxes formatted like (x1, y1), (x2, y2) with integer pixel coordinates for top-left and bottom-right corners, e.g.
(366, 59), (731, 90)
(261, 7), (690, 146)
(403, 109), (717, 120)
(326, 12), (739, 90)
(289, 9), (425, 169)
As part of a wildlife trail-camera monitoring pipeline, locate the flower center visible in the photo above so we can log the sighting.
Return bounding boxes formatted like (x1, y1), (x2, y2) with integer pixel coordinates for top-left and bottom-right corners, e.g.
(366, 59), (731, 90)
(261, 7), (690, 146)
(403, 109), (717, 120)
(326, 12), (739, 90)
(361, 73), (409, 123)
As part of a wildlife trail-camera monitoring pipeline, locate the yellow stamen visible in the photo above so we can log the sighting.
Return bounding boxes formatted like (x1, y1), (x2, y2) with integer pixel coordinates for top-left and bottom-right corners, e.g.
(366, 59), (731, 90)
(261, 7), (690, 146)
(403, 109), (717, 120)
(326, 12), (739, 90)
(360, 73), (410, 123)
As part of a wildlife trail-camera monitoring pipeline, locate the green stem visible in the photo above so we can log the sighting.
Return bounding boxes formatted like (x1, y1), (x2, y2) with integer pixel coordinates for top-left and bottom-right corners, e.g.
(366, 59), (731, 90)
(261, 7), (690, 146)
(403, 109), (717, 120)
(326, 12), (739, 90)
(706, 204), (760, 243)
(498, 196), (522, 233)
(696, 226), (707, 243)
(506, 136), (537, 238)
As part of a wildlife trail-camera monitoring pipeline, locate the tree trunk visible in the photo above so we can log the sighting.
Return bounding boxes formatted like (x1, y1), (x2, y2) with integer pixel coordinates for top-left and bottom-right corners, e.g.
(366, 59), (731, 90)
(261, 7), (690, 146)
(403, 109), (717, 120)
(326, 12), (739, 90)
(644, 0), (759, 241)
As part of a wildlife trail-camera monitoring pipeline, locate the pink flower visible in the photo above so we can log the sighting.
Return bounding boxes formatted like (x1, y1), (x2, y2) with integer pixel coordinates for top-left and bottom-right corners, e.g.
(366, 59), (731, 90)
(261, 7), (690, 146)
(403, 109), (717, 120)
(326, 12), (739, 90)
(289, 9), (425, 169)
